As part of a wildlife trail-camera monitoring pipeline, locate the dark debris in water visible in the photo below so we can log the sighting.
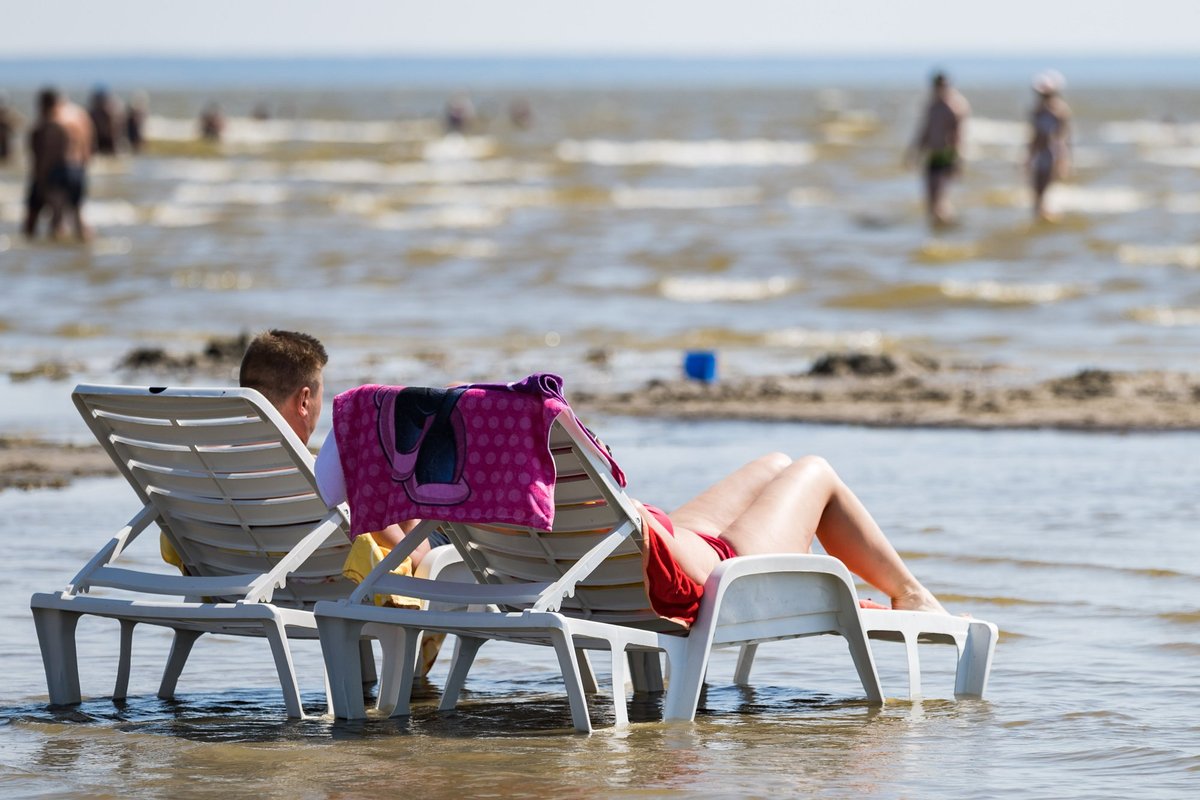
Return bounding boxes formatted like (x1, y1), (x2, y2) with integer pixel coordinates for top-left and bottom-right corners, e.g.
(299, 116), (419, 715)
(117, 332), (250, 376)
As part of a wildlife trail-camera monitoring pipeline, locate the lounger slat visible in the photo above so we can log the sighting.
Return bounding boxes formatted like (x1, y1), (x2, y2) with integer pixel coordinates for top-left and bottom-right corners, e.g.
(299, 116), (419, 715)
(98, 415), (282, 447)
(470, 550), (643, 585)
(132, 463), (315, 500)
(149, 489), (330, 527)
(454, 525), (641, 560)
(81, 395), (259, 418)
(552, 475), (606, 504)
(110, 437), (299, 473)
(166, 517), (349, 555)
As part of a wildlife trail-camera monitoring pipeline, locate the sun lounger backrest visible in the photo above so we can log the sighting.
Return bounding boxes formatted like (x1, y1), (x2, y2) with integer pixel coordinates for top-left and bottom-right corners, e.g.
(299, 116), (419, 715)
(72, 385), (353, 606)
(437, 414), (679, 631)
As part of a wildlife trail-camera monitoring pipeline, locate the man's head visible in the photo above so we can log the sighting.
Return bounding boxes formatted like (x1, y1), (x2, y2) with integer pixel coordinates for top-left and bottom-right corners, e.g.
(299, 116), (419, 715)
(239, 330), (328, 444)
(37, 87), (60, 118)
(931, 72), (949, 95)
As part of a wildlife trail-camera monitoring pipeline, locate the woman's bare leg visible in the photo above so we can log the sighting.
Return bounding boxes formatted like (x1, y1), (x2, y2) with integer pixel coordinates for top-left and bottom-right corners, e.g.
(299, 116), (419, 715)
(717, 456), (947, 613)
(669, 452), (791, 535)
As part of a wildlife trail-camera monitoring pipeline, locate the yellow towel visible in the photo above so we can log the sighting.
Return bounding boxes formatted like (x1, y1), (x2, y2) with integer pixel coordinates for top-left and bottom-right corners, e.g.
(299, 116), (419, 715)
(343, 532), (447, 674)
(342, 532), (424, 610)
(161, 533), (186, 573)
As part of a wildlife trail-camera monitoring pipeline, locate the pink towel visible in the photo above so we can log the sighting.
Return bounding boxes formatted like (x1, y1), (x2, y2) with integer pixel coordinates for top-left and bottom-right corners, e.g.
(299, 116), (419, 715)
(332, 373), (623, 537)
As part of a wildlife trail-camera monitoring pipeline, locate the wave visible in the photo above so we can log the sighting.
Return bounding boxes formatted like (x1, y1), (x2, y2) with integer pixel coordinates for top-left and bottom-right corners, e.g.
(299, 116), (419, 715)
(659, 276), (796, 303)
(787, 187), (834, 207)
(172, 183), (290, 206)
(761, 328), (887, 350)
(965, 117), (1028, 147)
(1142, 147), (1200, 168)
(370, 206), (506, 231)
(144, 115), (439, 144)
(290, 158), (549, 185)
(1126, 306), (1200, 326)
(556, 138), (816, 167)
(831, 280), (1083, 309)
(1117, 244), (1200, 269)
(612, 186), (761, 209)
(1098, 120), (1200, 146)
(1046, 185), (1151, 214)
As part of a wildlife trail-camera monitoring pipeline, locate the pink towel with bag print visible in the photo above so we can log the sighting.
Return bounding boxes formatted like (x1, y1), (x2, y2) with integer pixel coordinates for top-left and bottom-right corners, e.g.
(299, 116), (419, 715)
(331, 373), (624, 537)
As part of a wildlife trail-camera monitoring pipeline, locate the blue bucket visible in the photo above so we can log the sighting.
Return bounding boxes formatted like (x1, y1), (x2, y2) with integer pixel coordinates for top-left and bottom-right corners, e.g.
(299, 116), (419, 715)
(683, 350), (717, 383)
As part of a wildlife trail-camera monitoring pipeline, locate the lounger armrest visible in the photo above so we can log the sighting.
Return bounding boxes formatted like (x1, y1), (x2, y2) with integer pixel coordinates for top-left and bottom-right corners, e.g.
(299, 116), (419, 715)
(244, 512), (348, 603)
(66, 505), (159, 593)
(367, 573), (553, 606)
(349, 519), (443, 605)
(531, 519), (640, 612)
(80, 565), (260, 597)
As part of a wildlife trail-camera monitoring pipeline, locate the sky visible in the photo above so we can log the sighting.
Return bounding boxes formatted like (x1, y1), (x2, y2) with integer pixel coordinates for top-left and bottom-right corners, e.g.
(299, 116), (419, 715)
(1, 0), (1198, 57)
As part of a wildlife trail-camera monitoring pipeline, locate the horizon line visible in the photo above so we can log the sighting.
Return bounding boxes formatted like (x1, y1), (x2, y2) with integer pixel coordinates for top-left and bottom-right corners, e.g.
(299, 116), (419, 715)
(4, 50), (1200, 61)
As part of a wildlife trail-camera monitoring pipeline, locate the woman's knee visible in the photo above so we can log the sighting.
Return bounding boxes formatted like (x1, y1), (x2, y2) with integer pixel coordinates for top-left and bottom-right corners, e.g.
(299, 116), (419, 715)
(753, 452), (792, 475)
(785, 455), (840, 489)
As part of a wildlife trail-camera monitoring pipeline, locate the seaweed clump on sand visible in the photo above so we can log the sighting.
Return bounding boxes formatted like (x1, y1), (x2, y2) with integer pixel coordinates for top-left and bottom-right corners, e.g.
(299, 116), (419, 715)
(117, 333), (250, 377)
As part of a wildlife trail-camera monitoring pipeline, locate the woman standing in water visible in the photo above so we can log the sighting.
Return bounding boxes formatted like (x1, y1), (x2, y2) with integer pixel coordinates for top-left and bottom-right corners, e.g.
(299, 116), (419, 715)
(1027, 70), (1072, 221)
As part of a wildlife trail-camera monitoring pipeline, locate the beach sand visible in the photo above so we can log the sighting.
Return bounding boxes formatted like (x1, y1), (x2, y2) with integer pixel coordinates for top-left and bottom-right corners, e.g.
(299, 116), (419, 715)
(576, 356), (1200, 431)
(6, 353), (1198, 491)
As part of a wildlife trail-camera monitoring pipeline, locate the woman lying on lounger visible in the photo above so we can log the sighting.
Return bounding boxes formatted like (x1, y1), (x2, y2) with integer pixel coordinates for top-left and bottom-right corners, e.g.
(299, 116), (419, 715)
(315, 378), (948, 623)
(631, 453), (947, 625)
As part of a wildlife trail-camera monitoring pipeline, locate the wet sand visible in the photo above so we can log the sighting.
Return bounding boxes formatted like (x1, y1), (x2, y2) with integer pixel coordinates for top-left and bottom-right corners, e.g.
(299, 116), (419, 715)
(5, 354), (1200, 491)
(575, 356), (1200, 432)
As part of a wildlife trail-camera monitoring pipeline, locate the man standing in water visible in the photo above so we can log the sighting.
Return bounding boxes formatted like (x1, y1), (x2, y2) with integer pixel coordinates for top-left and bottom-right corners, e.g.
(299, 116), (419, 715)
(23, 88), (93, 241)
(1027, 70), (1072, 222)
(907, 71), (970, 226)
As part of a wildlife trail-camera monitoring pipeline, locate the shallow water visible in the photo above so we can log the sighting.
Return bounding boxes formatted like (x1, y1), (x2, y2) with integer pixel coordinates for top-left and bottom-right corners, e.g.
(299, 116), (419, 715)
(2, 82), (1200, 400)
(2, 418), (1197, 798)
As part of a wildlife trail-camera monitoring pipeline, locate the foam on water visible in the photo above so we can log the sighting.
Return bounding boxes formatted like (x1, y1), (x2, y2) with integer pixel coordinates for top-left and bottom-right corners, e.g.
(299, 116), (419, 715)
(172, 182), (290, 206)
(556, 138), (816, 166)
(371, 206), (506, 231)
(1142, 147), (1200, 168)
(611, 185), (761, 209)
(1117, 243), (1200, 269)
(1098, 120), (1200, 146)
(145, 115), (439, 144)
(658, 276), (795, 302)
(761, 327), (887, 350)
(1126, 305), (1200, 326)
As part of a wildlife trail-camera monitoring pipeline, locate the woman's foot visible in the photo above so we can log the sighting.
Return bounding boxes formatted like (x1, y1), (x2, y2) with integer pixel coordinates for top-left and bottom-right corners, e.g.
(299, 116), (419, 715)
(891, 584), (949, 615)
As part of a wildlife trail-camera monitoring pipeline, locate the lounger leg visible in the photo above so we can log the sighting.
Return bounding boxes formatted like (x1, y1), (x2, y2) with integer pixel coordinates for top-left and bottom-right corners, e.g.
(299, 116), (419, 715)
(439, 635), (484, 711)
(841, 626), (885, 704)
(903, 634), (923, 699)
(628, 651), (664, 694)
(415, 632), (446, 678)
(378, 628), (421, 718)
(662, 636), (710, 722)
(577, 649), (599, 694)
(316, 615), (368, 719)
(158, 629), (202, 700)
(260, 618), (304, 718)
(955, 621), (998, 698)
(359, 638), (377, 688)
(31, 606), (83, 706)
(733, 644), (758, 686)
(114, 620), (136, 700)
(549, 629), (592, 733)
(608, 639), (630, 727)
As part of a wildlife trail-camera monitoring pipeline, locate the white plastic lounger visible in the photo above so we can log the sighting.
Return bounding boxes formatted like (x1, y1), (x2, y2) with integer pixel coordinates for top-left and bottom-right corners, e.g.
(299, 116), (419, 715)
(315, 410), (998, 732)
(29, 385), (459, 718)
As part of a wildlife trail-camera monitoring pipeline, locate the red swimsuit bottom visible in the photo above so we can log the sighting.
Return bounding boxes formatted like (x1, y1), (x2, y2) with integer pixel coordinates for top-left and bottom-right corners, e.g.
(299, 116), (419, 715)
(641, 504), (735, 626)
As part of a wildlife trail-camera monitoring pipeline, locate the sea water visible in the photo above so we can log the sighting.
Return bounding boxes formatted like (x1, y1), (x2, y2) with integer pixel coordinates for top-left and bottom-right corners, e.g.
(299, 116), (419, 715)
(1, 57), (1198, 798)
(1, 419), (1197, 798)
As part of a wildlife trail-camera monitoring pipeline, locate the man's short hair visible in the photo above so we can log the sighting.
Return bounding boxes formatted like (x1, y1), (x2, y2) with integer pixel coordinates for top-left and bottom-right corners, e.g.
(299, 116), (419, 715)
(239, 329), (327, 406)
